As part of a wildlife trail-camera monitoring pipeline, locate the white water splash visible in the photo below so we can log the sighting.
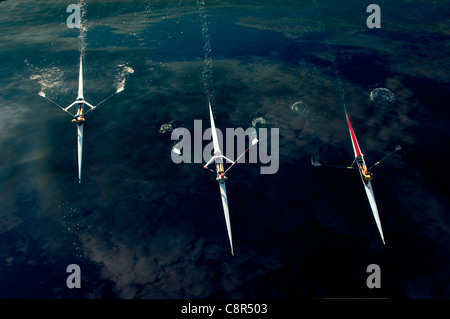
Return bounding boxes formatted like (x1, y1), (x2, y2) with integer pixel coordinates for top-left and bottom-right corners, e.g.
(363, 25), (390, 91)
(291, 100), (310, 115)
(251, 117), (267, 128)
(370, 88), (395, 104)
(114, 64), (134, 92)
(159, 123), (174, 134)
(25, 59), (66, 95)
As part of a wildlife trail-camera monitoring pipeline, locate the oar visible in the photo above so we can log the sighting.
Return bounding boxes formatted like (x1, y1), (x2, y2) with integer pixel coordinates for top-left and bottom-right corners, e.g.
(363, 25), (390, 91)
(83, 87), (124, 116)
(38, 92), (74, 117)
(224, 138), (258, 174)
(311, 157), (355, 169)
(368, 145), (402, 170)
(203, 165), (216, 174)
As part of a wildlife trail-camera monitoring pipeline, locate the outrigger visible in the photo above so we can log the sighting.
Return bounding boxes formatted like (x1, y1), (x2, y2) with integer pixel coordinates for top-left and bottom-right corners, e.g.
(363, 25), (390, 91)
(203, 102), (258, 255)
(39, 54), (124, 183)
(312, 112), (401, 244)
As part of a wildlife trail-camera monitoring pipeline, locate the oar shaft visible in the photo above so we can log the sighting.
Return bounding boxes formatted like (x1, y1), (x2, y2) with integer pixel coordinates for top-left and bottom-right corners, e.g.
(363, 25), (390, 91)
(369, 146), (401, 170)
(40, 95), (74, 117)
(224, 147), (250, 174)
(322, 164), (355, 169)
(311, 158), (355, 169)
(95, 92), (117, 108)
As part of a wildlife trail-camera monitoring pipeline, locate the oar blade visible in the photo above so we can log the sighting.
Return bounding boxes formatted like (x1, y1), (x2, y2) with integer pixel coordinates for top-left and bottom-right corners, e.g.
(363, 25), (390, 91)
(311, 157), (322, 167)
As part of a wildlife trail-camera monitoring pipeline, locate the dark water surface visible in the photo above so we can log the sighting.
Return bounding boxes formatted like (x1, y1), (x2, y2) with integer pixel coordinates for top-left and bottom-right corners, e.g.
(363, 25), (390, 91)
(0, 0), (449, 299)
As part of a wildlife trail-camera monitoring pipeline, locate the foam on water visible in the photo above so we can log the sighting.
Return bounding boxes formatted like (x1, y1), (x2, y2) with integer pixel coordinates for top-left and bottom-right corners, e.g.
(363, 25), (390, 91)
(78, 0), (87, 57)
(59, 201), (92, 259)
(370, 88), (395, 104)
(25, 59), (67, 96)
(251, 117), (267, 128)
(159, 123), (174, 134)
(197, 0), (215, 106)
(114, 64), (135, 92)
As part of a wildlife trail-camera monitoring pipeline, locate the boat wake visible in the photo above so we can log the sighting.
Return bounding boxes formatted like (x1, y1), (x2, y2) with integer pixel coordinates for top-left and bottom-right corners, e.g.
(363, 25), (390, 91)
(197, 0), (215, 106)
(77, 0), (87, 57)
(291, 99), (326, 159)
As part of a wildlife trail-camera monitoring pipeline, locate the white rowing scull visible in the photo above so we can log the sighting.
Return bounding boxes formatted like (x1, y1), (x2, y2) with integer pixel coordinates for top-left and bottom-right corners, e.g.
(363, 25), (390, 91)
(39, 54), (124, 183)
(203, 102), (258, 255)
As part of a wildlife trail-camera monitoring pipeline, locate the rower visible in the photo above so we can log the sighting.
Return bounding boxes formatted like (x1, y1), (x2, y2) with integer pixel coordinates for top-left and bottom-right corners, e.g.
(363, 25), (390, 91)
(355, 156), (373, 181)
(71, 104), (85, 125)
(216, 163), (228, 182)
(361, 168), (373, 181)
(360, 163), (373, 181)
(216, 172), (227, 181)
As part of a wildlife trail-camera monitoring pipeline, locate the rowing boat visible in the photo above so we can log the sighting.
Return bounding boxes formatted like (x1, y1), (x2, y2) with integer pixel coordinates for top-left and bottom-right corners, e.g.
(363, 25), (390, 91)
(345, 113), (385, 244)
(39, 54), (123, 182)
(203, 102), (258, 255)
(207, 102), (234, 255)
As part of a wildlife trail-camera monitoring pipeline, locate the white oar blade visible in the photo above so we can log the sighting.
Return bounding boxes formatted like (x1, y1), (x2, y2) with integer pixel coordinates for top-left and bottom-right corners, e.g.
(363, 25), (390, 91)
(311, 157), (322, 167)
(116, 86), (124, 93)
(38, 91), (46, 97)
(219, 182), (234, 255)
(251, 138), (258, 146)
(172, 147), (181, 155)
